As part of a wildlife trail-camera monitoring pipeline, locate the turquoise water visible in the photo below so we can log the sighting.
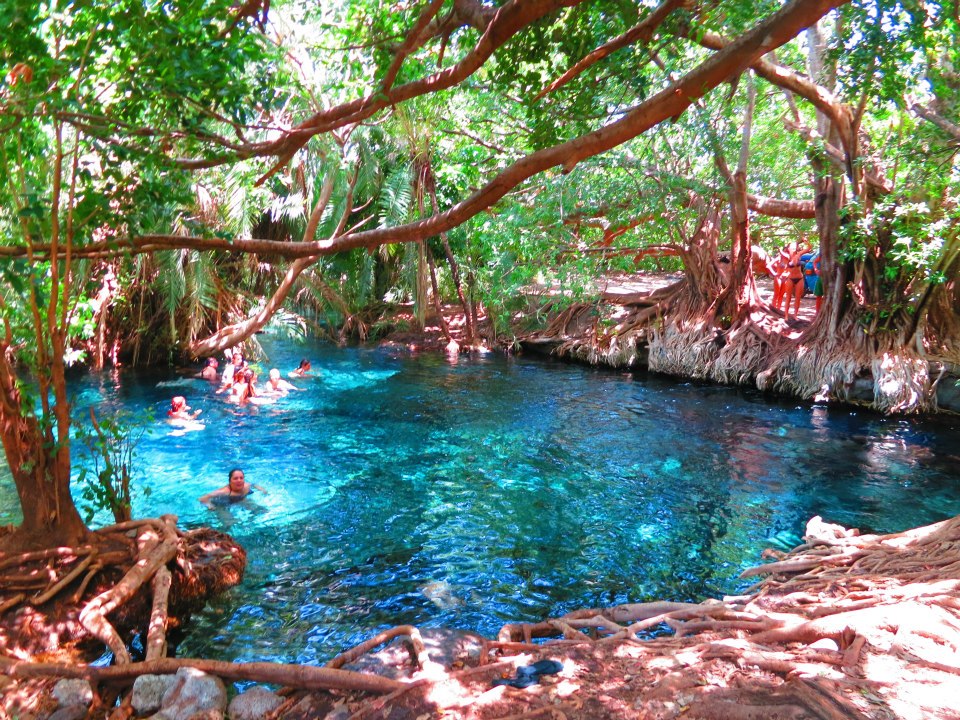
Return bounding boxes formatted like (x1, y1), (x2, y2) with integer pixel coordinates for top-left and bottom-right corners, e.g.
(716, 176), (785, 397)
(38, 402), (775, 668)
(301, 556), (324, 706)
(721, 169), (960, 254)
(1, 336), (959, 665)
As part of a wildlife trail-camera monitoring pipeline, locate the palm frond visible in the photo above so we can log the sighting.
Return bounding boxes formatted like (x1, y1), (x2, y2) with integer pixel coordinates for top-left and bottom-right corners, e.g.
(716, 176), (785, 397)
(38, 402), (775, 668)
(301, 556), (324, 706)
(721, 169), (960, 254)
(378, 161), (413, 227)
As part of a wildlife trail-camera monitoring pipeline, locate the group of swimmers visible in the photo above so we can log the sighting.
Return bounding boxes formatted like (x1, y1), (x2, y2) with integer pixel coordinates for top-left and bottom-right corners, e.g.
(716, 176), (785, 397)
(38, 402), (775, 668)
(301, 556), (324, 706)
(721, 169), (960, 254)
(168, 351), (315, 423)
(165, 351), (317, 505)
(215, 350), (312, 405)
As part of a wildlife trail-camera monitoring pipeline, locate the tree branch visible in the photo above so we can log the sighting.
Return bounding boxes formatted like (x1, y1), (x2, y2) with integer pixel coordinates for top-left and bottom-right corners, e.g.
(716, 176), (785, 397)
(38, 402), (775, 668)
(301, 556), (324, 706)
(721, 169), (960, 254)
(175, 0), (585, 171)
(7, 0), (848, 270)
(783, 119), (893, 194)
(682, 28), (856, 156)
(746, 193), (815, 219)
(534, 0), (684, 101)
(380, 0), (447, 94)
(911, 102), (960, 141)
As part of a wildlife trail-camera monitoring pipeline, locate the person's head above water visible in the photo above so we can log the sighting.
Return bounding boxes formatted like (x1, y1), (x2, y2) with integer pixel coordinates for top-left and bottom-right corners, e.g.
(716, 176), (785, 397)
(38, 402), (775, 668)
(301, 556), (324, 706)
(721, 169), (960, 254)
(206, 357), (218, 368)
(269, 368), (281, 381)
(228, 468), (245, 491)
(298, 359), (311, 371)
(171, 396), (187, 412)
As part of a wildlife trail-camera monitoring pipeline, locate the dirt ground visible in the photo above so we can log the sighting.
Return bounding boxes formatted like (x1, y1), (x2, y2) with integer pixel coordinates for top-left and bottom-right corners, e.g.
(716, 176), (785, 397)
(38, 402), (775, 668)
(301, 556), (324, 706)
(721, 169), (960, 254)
(384, 271), (821, 355)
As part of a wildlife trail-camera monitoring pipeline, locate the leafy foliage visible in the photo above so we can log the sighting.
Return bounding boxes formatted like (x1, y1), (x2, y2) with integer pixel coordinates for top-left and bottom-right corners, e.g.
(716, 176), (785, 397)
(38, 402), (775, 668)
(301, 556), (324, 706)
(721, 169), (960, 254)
(74, 409), (151, 524)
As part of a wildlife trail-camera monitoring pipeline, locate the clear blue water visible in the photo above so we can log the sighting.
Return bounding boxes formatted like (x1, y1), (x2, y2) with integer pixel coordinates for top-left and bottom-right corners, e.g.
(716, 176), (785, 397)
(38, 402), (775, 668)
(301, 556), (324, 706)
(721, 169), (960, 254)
(1, 336), (959, 665)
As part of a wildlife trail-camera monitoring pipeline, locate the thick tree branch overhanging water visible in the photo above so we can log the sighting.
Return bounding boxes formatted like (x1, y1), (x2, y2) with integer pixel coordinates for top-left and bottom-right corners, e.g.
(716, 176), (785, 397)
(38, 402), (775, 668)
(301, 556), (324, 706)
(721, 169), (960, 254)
(682, 27), (896, 196)
(174, 0), (586, 171)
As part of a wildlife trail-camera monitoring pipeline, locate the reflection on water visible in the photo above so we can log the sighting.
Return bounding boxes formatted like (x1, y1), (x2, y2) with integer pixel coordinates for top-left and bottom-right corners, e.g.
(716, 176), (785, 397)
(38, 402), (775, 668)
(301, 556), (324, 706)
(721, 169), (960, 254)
(1, 336), (959, 665)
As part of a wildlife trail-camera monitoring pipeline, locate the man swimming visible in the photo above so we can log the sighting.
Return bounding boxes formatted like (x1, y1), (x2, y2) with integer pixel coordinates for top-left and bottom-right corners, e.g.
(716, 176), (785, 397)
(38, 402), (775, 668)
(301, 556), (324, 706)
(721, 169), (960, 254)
(289, 359), (314, 378)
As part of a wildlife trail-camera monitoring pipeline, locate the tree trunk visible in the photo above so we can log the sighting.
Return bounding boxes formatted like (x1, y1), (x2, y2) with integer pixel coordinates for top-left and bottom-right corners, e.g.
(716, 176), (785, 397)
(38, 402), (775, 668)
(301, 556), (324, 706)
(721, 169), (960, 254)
(414, 241), (428, 332)
(425, 243), (452, 340)
(426, 171), (476, 344)
(713, 72), (758, 321)
(810, 158), (845, 335)
(0, 360), (88, 550)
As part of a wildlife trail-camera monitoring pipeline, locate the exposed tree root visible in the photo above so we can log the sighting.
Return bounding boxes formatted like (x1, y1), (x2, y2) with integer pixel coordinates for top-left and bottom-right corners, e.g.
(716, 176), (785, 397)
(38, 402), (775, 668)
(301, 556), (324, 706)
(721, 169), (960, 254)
(79, 515), (180, 664)
(519, 269), (958, 414)
(6, 512), (960, 718)
(326, 625), (430, 671)
(0, 517), (244, 662)
(145, 562), (172, 661)
(315, 513), (960, 719)
(0, 655), (405, 694)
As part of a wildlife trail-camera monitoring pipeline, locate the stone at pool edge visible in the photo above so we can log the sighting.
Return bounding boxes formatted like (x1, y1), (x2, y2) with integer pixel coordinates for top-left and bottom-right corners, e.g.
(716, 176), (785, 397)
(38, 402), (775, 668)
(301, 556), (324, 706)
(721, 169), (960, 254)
(151, 667), (227, 720)
(228, 686), (284, 720)
(132, 674), (178, 716)
(52, 678), (94, 709)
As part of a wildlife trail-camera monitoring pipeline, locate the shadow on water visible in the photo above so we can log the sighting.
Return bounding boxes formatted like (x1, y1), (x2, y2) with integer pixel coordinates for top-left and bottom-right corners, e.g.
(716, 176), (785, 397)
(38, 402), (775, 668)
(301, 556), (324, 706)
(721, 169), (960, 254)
(2, 334), (959, 664)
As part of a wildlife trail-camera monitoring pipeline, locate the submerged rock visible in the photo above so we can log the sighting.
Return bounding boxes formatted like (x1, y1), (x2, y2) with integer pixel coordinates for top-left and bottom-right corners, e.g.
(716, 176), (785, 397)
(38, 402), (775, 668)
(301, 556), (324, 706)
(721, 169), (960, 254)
(420, 580), (464, 610)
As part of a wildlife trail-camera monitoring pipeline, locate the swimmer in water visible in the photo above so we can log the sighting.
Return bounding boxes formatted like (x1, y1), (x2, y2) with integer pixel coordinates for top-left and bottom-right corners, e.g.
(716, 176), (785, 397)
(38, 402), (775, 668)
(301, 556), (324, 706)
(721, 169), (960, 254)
(168, 396), (202, 421)
(198, 357), (219, 381)
(289, 359), (314, 378)
(263, 368), (301, 396)
(199, 468), (265, 508)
